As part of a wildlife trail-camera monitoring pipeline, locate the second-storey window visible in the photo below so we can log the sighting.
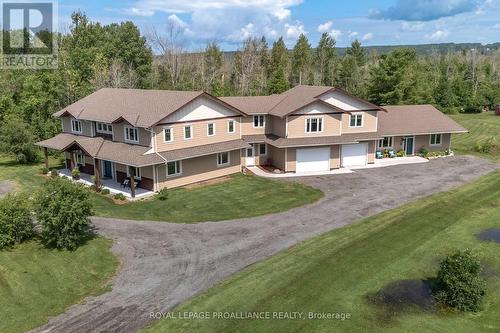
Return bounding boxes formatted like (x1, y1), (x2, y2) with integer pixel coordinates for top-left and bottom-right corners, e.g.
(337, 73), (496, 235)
(228, 120), (235, 133)
(96, 122), (113, 134)
(164, 127), (173, 142)
(349, 114), (363, 127)
(207, 123), (215, 136)
(184, 125), (193, 139)
(124, 126), (139, 142)
(71, 119), (82, 133)
(253, 115), (265, 128)
(305, 117), (323, 133)
(430, 134), (442, 145)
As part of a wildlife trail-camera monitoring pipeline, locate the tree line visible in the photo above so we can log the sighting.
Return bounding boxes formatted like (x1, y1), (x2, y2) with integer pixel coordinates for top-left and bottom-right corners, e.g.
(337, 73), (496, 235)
(0, 12), (499, 162)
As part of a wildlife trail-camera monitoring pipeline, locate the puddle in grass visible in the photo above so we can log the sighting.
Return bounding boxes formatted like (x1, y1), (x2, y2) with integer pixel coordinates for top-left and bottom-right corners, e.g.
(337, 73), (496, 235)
(477, 229), (500, 243)
(367, 279), (436, 322)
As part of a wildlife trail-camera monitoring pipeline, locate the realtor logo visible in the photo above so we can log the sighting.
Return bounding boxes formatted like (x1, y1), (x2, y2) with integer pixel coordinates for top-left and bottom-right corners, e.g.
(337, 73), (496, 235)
(0, 0), (58, 69)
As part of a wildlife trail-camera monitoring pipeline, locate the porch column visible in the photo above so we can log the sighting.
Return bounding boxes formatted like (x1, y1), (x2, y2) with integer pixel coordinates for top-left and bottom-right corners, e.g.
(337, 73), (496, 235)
(43, 147), (49, 170)
(128, 166), (136, 198)
(94, 158), (101, 189)
(70, 152), (75, 170)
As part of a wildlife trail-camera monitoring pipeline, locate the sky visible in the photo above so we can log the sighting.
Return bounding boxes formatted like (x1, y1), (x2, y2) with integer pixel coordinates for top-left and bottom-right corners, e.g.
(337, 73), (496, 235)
(57, 0), (500, 50)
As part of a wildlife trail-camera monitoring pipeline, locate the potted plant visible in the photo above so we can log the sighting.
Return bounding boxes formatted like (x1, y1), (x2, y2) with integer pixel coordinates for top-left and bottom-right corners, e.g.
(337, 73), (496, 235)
(71, 167), (80, 180)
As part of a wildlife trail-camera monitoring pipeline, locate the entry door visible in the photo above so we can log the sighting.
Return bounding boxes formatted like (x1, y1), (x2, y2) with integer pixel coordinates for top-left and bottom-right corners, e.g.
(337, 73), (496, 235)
(246, 145), (255, 166)
(404, 137), (414, 155)
(103, 161), (113, 178)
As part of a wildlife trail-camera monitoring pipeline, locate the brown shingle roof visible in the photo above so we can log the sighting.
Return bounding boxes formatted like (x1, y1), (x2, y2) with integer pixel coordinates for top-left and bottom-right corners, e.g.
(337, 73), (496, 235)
(36, 133), (164, 167)
(158, 139), (250, 161)
(220, 95), (281, 114)
(379, 105), (468, 136)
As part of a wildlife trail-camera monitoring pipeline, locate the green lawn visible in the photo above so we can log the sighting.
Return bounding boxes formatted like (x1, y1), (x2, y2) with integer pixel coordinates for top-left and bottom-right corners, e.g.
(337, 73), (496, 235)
(143, 170), (500, 333)
(0, 238), (118, 333)
(450, 113), (499, 161)
(0, 155), (323, 223)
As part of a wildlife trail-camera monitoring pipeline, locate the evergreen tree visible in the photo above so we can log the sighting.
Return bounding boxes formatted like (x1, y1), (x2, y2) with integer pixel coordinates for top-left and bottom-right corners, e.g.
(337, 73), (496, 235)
(268, 37), (290, 93)
(346, 39), (366, 67)
(203, 42), (224, 95)
(291, 34), (311, 85)
(315, 32), (337, 86)
(268, 66), (289, 94)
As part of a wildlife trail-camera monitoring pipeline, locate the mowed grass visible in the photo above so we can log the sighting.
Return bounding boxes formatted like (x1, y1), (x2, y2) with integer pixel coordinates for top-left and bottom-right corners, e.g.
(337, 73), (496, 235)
(450, 113), (499, 161)
(0, 238), (118, 333)
(0, 155), (323, 223)
(143, 170), (500, 333)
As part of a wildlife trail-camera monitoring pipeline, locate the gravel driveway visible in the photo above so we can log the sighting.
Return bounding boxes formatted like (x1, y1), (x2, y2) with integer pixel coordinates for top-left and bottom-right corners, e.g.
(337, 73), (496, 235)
(32, 156), (499, 333)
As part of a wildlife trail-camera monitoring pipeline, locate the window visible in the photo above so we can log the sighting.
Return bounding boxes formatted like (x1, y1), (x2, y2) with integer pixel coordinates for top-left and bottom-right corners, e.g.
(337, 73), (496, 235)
(96, 122), (113, 134)
(349, 114), (363, 127)
(167, 161), (182, 176)
(217, 152), (230, 166)
(127, 166), (141, 179)
(74, 152), (84, 165)
(259, 143), (267, 155)
(164, 127), (173, 142)
(124, 126), (139, 142)
(253, 115), (265, 128)
(430, 134), (442, 145)
(378, 136), (393, 148)
(184, 125), (193, 139)
(71, 119), (82, 133)
(305, 117), (323, 133)
(207, 123), (215, 136)
(228, 120), (235, 133)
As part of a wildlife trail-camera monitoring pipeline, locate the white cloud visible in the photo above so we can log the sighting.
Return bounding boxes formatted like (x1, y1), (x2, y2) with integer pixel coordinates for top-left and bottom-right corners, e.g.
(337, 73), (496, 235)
(400, 21), (425, 31)
(317, 21), (333, 33)
(329, 29), (342, 39)
(494, 23), (500, 28)
(285, 22), (306, 40)
(167, 14), (188, 28)
(124, 7), (155, 16)
(361, 32), (374, 41)
(425, 29), (450, 41)
(348, 31), (359, 39)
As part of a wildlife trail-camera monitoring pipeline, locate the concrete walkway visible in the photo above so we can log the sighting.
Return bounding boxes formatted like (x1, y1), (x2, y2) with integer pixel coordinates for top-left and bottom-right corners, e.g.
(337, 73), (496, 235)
(31, 156), (499, 333)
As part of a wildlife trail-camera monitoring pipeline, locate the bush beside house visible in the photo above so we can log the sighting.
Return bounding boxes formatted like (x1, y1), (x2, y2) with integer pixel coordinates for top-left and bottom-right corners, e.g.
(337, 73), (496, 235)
(0, 193), (35, 249)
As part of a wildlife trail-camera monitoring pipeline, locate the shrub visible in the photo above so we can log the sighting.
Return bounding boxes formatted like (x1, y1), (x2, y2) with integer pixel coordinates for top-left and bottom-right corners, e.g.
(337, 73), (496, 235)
(432, 250), (486, 312)
(419, 147), (429, 157)
(156, 188), (168, 201)
(474, 137), (498, 155)
(396, 150), (405, 157)
(101, 188), (110, 195)
(0, 114), (39, 164)
(71, 167), (80, 179)
(41, 166), (49, 175)
(50, 169), (58, 178)
(34, 178), (92, 250)
(0, 193), (34, 249)
(114, 193), (126, 201)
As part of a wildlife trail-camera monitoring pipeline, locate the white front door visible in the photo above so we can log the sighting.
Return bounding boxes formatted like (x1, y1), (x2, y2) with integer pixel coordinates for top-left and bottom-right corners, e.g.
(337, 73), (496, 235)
(342, 143), (368, 167)
(296, 147), (330, 173)
(245, 145), (255, 166)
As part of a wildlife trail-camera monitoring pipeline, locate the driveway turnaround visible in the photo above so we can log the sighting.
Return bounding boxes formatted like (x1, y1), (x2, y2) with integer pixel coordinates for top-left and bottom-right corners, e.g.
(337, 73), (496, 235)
(32, 156), (499, 333)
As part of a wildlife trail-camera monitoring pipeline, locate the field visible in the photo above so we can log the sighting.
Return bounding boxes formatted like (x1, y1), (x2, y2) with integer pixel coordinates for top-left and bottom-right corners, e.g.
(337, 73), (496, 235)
(143, 170), (500, 333)
(450, 113), (499, 161)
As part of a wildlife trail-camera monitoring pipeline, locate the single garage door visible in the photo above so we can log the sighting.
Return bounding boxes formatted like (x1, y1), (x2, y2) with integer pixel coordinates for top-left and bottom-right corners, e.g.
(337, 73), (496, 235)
(296, 147), (330, 173)
(342, 143), (368, 167)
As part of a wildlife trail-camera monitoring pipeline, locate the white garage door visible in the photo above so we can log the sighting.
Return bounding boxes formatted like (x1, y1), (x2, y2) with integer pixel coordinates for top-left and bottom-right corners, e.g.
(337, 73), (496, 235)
(296, 147), (330, 173)
(342, 143), (368, 167)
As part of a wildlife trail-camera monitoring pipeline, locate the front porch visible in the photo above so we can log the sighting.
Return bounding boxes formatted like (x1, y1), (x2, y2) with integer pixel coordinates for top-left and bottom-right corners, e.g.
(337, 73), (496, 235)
(58, 168), (154, 199)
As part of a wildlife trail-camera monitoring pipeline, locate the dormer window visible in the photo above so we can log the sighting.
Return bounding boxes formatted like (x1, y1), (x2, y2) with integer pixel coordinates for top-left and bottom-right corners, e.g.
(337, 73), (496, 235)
(124, 126), (139, 143)
(349, 114), (363, 128)
(71, 119), (82, 133)
(96, 122), (113, 134)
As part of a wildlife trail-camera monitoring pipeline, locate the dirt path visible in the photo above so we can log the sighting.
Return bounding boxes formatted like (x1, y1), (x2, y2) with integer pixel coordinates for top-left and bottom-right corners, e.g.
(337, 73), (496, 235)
(0, 180), (16, 197)
(31, 156), (499, 333)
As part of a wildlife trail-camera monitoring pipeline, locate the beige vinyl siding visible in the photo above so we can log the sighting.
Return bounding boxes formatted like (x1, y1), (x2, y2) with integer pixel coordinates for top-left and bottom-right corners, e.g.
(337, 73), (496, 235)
(286, 114), (342, 138)
(270, 115), (286, 137)
(341, 111), (378, 133)
(62, 117), (93, 137)
(113, 122), (151, 147)
(267, 145), (285, 170)
(330, 145), (340, 169)
(286, 148), (296, 172)
(241, 115), (270, 135)
(389, 134), (451, 153)
(154, 117), (241, 151)
(367, 140), (375, 163)
(156, 150), (241, 189)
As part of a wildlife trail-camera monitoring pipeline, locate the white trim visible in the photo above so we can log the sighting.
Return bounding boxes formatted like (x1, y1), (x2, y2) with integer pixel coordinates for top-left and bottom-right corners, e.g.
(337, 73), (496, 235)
(348, 113), (364, 128)
(163, 126), (174, 143)
(285, 116), (289, 138)
(183, 125), (193, 140)
(284, 148), (288, 172)
(304, 116), (324, 133)
(100, 160), (115, 180)
(227, 119), (236, 133)
(96, 122), (113, 134)
(381, 130), (467, 136)
(217, 151), (230, 167)
(166, 160), (182, 177)
(259, 143), (267, 156)
(430, 133), (442, 146)
(377, 136), (394, 149)
(74, 152), (84, 165)
(207, 122), (216, 136)
(71, 119), (82, 134)
(126, 166), (142, 180)
(91, 121), (96, 137)
(403, 136), (415, 155)
(253, 115), (265, 128)
(124, 125), (139, 143)
(153, 164), (157, 191)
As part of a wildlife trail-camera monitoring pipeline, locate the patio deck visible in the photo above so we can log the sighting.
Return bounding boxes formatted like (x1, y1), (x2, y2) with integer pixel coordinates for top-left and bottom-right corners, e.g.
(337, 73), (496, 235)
(58, 169), (154, 199)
